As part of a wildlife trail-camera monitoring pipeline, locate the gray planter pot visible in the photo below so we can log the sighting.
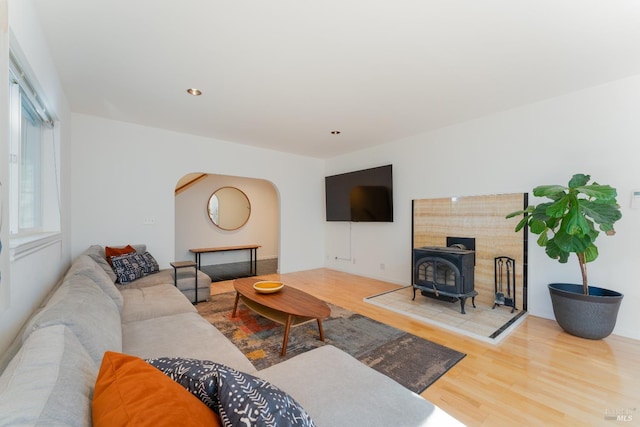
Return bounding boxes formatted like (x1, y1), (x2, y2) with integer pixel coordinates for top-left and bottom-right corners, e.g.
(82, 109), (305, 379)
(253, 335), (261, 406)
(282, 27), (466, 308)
(548, 283), (623, 340)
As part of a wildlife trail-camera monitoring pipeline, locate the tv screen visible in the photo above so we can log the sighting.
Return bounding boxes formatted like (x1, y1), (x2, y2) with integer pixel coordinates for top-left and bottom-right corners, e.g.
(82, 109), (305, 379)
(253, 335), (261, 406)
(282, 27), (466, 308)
(325, 165), (393, 222)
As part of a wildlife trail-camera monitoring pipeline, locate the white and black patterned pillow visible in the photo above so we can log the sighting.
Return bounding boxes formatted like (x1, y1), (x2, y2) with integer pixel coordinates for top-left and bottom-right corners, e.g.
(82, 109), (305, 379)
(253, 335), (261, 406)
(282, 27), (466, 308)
(146, 357), (315, 427)
(138, 251), (160, 275)
(110, 253), (144, 284)
(146, 357), (220, 410)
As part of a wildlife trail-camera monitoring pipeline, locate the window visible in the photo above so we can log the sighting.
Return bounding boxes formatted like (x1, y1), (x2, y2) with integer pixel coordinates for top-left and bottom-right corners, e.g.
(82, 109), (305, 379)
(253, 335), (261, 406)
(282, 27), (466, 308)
(9, 82), (43, 233)
(8, 50), (60, 246)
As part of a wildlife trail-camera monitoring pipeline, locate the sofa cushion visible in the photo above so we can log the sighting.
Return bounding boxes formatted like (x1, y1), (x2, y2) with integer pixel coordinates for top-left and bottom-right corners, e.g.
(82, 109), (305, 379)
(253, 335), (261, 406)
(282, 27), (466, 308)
(147, 357), (315, 427)
(83, 244), (117, 282)
(257, 345), (464, 427)
(93, 351), (220, 427)
(0, 325), (97, 426)
(65, 254), (124, 312)
(118, 268), (208, 289)
(118, 268), (211, 302)
(120, 284), (197, 323)
(118, 268), (173, 288)
(22, 274), (122, 364)
(122, 311), (256, 374)
(179, 283), (213, 303)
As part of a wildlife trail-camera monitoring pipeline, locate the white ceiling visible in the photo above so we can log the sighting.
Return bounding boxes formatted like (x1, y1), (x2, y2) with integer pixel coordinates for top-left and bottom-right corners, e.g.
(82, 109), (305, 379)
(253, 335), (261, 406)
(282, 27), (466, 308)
(32, 0), (640, 158)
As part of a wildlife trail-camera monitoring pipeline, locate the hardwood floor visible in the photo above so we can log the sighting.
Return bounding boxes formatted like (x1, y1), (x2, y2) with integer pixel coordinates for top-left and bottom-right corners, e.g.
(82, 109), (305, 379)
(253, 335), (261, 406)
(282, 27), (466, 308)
(209, 268), (640, 427)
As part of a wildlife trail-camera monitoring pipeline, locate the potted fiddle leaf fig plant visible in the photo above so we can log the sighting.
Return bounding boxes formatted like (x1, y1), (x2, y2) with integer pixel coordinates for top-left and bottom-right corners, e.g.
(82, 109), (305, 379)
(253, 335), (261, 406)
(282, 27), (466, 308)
(506, 173), (623, 339)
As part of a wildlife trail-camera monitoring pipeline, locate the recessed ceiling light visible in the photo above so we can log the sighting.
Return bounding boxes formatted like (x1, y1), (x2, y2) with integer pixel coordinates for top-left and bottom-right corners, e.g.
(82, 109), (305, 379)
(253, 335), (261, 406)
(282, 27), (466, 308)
(330, 130), (341, 135)
(187, 88), (202, 96)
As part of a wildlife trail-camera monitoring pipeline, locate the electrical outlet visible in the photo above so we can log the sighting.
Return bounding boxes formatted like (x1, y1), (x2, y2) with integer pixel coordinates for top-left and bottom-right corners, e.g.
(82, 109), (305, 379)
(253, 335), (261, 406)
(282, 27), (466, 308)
(142, 216), (156, 225)
(380, 263), (385, 270)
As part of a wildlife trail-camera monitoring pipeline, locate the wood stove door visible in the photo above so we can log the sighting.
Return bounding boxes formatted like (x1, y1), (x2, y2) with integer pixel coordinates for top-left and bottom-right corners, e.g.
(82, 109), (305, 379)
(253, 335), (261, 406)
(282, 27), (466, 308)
(414, 257), (461, 294)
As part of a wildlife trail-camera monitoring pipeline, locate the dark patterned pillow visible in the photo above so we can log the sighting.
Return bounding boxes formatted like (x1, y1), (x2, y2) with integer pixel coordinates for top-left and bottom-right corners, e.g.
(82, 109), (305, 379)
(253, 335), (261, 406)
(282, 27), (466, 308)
(146, 357), (220, 411)
(146, 357), (315, 427)
(139, 251), (160, 275)
(110, 253), (144, 284)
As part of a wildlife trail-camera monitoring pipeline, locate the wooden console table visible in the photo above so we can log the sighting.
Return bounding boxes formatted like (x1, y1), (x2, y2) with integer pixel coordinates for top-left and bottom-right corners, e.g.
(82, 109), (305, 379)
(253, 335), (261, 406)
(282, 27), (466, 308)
(190, 245), (261, 275)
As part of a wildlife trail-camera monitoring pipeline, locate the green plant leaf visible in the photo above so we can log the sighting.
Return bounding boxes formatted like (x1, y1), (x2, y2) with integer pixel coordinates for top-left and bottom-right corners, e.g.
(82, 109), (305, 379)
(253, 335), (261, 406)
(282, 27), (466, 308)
(554, 227), (591, 253)
(568, 174), (590, 188)
(545, 239), (569, 263)
(583, 244), (599, 263)
(514, 216), (529, 232)
(545, 216), (561, 230)
(529, 218), (547, 234)
(564, 203), (592, 235)
(533, 185), (566, 198)
(545, 196), (569, 218)
(580, 199), (622, 227)
(531, 203), (553, 222)
(507, 205), (534, 217)
(575, 184), (618, 201)
(600, 223), (615, 233)
(536, 232), (548, 247)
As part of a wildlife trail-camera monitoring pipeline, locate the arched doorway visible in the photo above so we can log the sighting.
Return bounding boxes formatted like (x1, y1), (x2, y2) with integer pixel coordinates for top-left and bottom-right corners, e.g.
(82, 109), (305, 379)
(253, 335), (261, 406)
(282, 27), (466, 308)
(175, 173), (279, 281)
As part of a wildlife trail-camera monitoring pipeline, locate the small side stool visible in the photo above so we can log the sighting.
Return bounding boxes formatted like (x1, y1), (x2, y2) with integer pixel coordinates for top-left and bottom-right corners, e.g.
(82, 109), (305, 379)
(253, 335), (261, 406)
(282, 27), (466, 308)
(170, 261), (198, 304)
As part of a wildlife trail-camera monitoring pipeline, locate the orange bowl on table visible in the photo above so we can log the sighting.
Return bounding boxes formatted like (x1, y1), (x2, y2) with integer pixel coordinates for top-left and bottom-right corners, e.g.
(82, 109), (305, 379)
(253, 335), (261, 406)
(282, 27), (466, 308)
(253, 281), (284, 294)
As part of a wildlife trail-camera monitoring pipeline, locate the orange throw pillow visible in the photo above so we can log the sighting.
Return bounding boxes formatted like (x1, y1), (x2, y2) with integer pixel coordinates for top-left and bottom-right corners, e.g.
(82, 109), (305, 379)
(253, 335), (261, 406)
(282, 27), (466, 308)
(92, 352), (221, 427)
(105, 245), (136, 266)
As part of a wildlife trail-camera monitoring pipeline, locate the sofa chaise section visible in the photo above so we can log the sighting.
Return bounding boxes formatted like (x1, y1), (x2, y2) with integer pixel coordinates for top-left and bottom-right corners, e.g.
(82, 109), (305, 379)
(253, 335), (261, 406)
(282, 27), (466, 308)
(258, 344), (464, 427)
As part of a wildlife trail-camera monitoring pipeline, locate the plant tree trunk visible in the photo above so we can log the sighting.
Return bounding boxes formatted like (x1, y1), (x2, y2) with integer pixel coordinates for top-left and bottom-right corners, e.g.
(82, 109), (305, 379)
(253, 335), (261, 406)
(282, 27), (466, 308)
(577, 252), (589, 295)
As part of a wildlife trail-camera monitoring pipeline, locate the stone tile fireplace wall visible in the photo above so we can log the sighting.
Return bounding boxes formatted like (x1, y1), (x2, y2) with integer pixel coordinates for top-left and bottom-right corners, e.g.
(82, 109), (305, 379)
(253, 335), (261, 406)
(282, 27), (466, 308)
(412, 193), (527, 310)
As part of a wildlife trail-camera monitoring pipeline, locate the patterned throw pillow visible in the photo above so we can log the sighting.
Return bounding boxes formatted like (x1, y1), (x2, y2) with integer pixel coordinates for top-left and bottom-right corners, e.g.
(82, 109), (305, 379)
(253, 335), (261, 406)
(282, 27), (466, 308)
(110, 253), (144, 284)
(146, 357), (315, 427)
(110, 251), (160, 283)
(138, 251), (160, 275)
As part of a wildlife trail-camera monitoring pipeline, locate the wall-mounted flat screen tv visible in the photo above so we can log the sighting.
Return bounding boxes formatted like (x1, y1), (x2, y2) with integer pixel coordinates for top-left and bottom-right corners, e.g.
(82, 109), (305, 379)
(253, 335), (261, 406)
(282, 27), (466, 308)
(325, 164), (393, 222)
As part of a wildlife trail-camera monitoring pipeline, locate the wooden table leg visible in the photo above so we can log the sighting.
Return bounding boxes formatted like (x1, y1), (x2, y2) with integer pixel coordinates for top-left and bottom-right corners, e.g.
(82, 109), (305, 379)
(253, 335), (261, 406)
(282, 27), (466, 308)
(232, 292), (240, 317)
(281, 315), (293, 357)
(317, 319), (325, 342)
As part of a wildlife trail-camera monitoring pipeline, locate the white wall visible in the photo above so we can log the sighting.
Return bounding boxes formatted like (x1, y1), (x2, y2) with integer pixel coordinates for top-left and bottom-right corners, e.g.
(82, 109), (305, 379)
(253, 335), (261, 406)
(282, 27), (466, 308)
(70, 114), (325, 275)
(175, 174), (279, 264)
(0, 0), (72, 355)
(325, 74), (640, 340)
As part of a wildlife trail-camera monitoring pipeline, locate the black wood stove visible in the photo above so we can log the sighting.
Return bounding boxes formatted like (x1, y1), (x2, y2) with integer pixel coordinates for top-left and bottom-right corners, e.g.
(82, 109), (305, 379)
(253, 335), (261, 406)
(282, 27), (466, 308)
(412, 240), (477, 314)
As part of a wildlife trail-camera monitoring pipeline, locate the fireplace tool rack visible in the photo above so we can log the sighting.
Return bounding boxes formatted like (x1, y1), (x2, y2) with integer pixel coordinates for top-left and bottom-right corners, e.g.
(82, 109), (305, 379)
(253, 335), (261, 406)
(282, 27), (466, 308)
(493, 256), (517, 313)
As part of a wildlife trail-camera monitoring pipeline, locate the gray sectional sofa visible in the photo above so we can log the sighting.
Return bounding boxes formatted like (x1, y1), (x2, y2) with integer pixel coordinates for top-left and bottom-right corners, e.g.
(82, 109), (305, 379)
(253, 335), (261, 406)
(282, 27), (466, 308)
(0, 245), (463, 426)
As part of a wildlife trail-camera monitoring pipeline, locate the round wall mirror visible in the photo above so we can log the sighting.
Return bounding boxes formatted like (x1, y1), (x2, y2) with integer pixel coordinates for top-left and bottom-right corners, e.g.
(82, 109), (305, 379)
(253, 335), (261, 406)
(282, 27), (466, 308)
(207, 187), (251, 230)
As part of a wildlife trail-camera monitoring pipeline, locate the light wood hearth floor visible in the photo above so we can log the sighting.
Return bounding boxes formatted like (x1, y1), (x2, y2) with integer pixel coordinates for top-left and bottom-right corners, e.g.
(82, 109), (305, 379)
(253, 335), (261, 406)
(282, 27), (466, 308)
(210, 268), (640, 427)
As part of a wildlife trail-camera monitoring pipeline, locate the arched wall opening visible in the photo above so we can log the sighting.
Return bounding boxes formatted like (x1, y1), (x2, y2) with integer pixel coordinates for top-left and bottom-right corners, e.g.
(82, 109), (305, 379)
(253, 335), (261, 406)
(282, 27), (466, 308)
(175, 173), (280, 280)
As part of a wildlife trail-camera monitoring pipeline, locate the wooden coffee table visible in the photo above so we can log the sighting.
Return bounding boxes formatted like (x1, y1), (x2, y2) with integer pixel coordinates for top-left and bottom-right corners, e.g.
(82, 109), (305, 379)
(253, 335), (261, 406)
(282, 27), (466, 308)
(232, 277), (331, 356)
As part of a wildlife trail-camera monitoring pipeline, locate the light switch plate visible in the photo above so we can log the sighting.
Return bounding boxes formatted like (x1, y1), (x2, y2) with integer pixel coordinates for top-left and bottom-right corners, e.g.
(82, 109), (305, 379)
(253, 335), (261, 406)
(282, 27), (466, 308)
(631, 191), (640, 209)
